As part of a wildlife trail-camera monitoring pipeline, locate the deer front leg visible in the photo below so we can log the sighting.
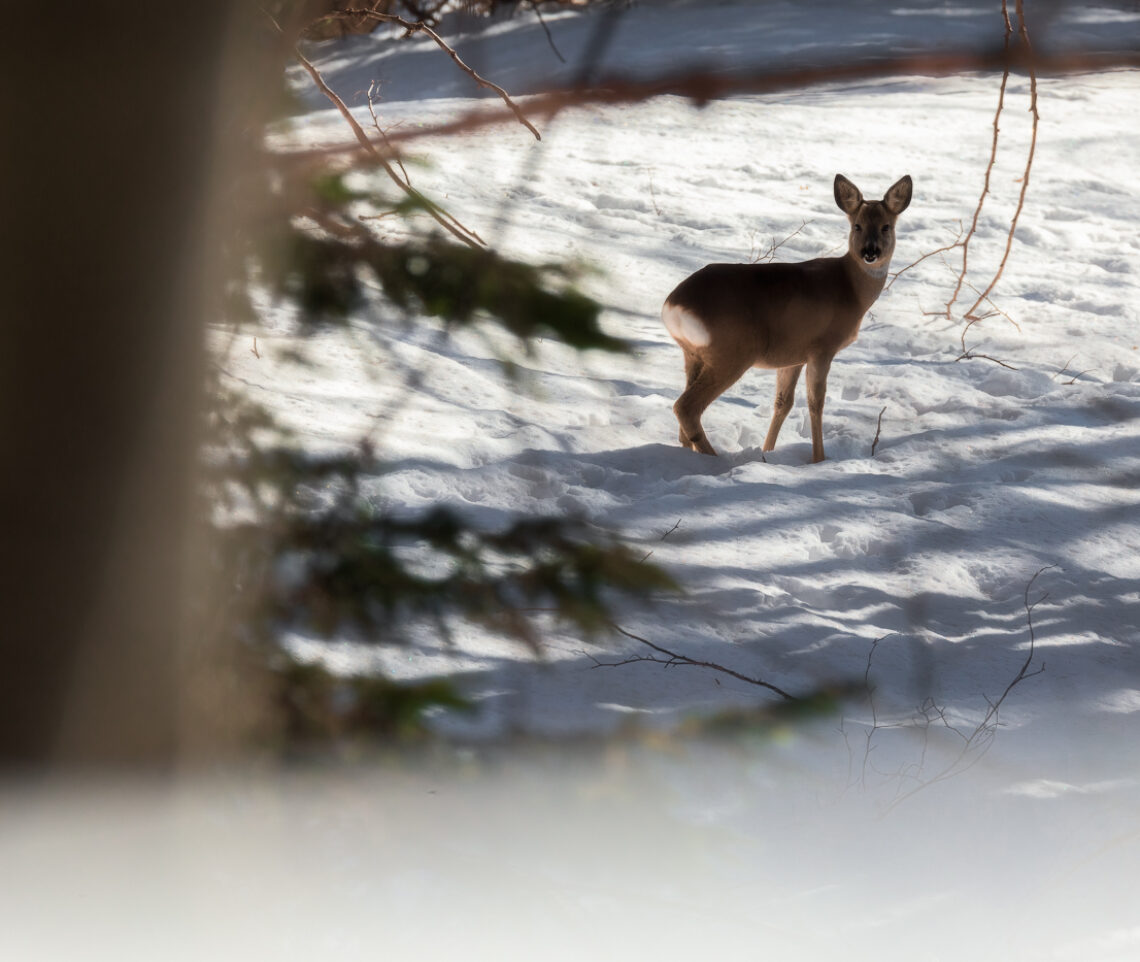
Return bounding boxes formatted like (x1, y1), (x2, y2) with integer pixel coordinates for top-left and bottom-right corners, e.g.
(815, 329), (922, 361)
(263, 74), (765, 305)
(762, 364), (803, 452)
(805, 356), (833, 463)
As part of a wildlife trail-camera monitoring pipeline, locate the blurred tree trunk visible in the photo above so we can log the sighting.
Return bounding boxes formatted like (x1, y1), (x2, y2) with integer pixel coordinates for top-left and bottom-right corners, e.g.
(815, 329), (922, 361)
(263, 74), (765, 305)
(0, 5), (251, 768)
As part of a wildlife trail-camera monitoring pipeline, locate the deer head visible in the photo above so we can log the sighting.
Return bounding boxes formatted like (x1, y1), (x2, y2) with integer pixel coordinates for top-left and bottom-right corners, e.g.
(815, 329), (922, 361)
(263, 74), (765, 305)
(834, 174), (913, 273)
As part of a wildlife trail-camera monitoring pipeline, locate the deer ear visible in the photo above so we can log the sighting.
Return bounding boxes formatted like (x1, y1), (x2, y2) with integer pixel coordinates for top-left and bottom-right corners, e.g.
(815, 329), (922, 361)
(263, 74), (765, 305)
(834, 174), (863, 215)
(883, 175), (913, 214)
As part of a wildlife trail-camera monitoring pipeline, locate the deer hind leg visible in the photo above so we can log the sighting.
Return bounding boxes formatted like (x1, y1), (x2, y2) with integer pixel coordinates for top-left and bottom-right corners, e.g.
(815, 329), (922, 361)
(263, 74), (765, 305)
(805, 356), (834, 463)
(762, 364), (804, 453)
(677, 351), (704, 448)
(673, 352), (752, 456)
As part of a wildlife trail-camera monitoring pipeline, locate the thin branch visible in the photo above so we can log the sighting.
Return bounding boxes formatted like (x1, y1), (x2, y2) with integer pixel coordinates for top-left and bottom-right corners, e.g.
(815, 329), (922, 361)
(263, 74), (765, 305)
(598, 625), (796, 701)
(955, 278), (1020, 355)
(963, 0), (1040, 320)
(877, 566), (1053, 813)
(959, 311), (987, 353)
(870, 405), (886, 457)
(291, 43), (486, 248)
(972, 289), (1021, 334)
(366, 80), (411, 186)
(283, 46), (1140, 158)
(531, 0), (566, 64)
(639, 518), (681, 563)
(954, 346), (1019, 370)
(945, 1), (1014, 318)
(1052, 353), (1079, 381)
(308, 8), (542, 140)
(1054, 356), (1093, 385)
(885, 222), (963, 291)
(993, 563), (1054, 708)
(751, 219), (809, 264)
(860, 636), (884, 788)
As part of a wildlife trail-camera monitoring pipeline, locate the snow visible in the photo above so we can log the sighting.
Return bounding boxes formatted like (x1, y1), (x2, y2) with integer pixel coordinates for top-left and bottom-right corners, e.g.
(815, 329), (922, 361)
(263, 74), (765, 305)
(5, 2), (1140, 960)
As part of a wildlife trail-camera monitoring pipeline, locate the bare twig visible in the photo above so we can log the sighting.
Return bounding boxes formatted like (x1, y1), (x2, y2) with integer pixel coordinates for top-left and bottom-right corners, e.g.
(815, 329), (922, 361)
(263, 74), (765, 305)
(1053, 354), (1094, 385)
(950, 279), (1021, 356)
(955, 273), (1021, 354)
(283, 46), (1140, 158)
(639, 518), (681, 562)
(1052, 353), (1079, 380)
(750, 219), (809, 264)
(992, 564), (1053, 705)
(308, 7), (542, 140)
(291, 43), (486, 248)
(959, 312), (985, 351)
(531, 0), (566, 64)
(971, 287), (1020, 334)
(251, 337), (260, 359)
(853, 635), (886, 789)
(963, 0), (1040, 320)
(885, 222), (963, 291)
(870, 405), (886, 457)
(874, 566), (1053, 813)
(945, 1), (1014, 318)
(954, 346), (1020, 370)
(366, 80), (411, 186)
(596, 626), (796, 701)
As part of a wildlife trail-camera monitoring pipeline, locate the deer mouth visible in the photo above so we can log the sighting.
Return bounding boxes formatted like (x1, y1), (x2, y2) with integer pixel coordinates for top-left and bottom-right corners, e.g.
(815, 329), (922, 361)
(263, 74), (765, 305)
(862, 250), (882, 264)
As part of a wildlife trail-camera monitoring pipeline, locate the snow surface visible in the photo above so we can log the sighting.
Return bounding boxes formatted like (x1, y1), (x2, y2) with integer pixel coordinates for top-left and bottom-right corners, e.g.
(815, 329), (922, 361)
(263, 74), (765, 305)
(5, 3), (1140, 960)
(265, 1), (1140, 749)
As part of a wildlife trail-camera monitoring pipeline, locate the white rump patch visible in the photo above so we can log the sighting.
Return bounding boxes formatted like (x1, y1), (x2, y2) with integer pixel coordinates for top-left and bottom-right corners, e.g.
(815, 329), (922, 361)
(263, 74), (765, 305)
(661, 302), (711, 348)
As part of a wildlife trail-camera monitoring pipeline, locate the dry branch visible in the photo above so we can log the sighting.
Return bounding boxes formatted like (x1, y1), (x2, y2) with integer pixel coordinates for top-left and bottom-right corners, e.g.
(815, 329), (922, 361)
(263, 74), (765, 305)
(366, 81), (412, 186)
(639, 518), (682, 562)
(886, 222), (963, 291)
(870, 405), (886, 457)
(958, 302), (1009, 354)
(531, 0), (567, 64)
(944, 2), (1015, 319)
(291, 43), (486, 248)
(995, 564), (1053, 706)
(1053, 354), (1094, 384)
(595, 625), (796, 701)
(954, 346), (1019, 370)
(307, 7), (543, 139)
(283, 46), (1140, 159)
(750, 219), (809, 264)
(869, 566), (1053, 813)
(962, 0), (1040, 321)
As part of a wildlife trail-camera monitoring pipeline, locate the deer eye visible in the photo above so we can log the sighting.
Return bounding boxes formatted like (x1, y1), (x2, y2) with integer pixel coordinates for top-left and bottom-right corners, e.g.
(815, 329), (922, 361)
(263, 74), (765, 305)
(853, 224), (862, 232)
(882, 224), (891, 234)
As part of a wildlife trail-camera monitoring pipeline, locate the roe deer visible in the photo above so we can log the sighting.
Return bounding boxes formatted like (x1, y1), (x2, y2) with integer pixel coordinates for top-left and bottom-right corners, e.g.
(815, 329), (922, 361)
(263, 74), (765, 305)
(662, 173), (912, 463)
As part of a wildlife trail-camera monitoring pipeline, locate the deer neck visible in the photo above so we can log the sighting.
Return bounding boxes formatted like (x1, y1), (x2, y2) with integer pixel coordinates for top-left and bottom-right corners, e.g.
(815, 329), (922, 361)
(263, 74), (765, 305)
(842, 252), (890, 310)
